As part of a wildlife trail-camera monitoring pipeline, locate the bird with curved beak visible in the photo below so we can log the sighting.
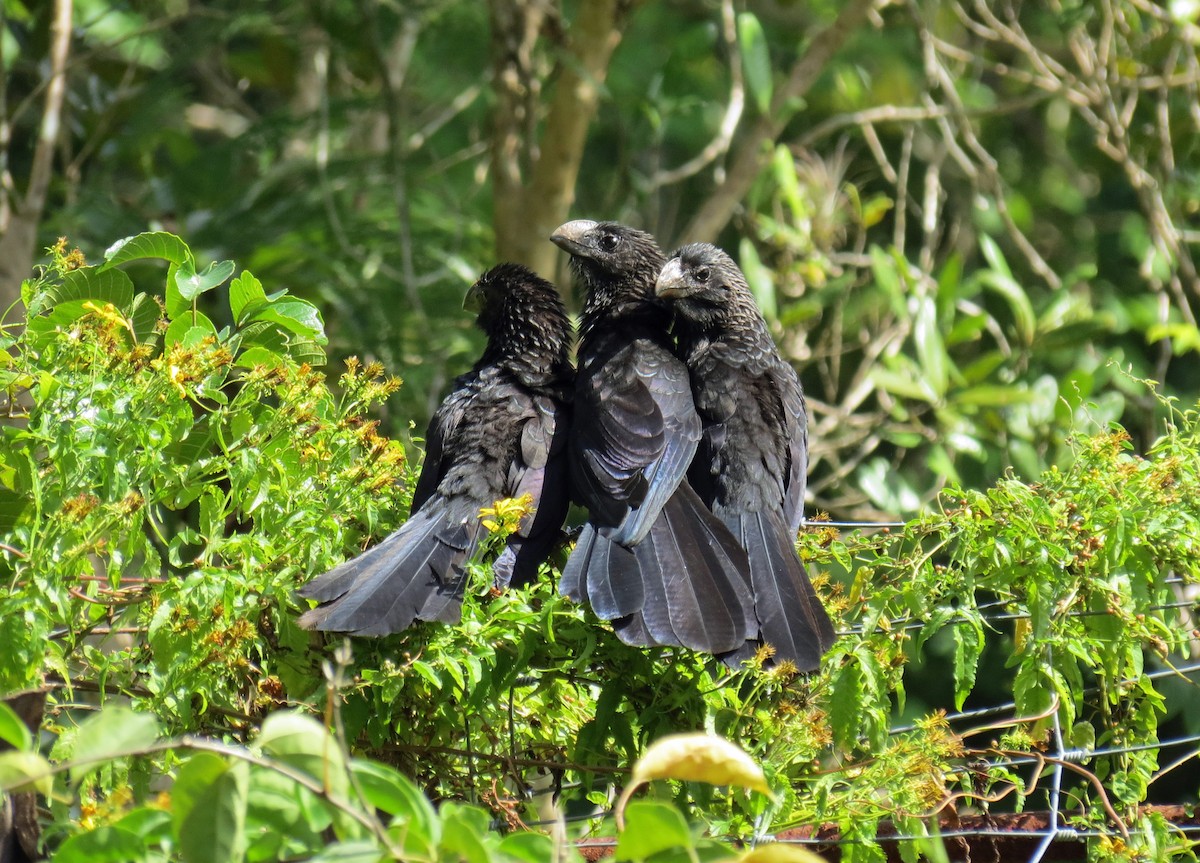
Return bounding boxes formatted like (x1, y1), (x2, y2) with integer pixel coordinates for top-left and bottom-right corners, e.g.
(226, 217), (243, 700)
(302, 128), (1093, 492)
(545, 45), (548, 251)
(654, 242), (835, 670)
(549, 219), (756, 655)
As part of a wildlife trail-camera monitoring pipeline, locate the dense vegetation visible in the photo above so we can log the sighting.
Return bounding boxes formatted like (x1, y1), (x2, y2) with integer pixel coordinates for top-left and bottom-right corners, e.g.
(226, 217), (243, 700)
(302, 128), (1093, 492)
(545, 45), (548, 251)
(2, 1), (1200, 860)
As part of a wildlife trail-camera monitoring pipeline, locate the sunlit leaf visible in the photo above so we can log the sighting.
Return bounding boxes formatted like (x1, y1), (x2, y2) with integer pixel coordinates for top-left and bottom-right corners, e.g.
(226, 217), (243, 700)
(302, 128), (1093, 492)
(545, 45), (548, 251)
(69, 707), (161, 785)
(0, 701), (33, 751)
(615, 801), (693, 861)
(630, 732), (771, 796)
(102, 231), (194, 269)
(0, 750), (53, 795)
(175, 259), (237, 302)
(54, 826), (147, 863)
(738, 843), (829, 863)
(738, 12), (772, 114)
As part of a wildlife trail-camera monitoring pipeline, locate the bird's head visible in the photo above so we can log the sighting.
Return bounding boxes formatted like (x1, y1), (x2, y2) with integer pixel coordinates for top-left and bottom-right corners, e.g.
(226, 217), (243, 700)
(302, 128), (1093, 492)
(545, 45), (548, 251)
(656, 243), (744, 329)
(465, 262), (570, 347)
(549, 220), (664, 295)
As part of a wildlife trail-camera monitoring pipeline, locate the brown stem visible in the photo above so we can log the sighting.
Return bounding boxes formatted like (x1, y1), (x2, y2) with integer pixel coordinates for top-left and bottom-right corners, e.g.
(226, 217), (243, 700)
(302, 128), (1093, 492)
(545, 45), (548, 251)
(0, 0), (73, 311)
(679, 0), (875, 245)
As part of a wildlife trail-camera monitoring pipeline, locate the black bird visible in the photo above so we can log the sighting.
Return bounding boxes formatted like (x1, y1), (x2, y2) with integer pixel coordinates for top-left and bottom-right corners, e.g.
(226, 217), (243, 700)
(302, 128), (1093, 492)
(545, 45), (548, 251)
(297, 263), (573, 635)
(549, 220), (755, 654)
(656, 243), (835, 670)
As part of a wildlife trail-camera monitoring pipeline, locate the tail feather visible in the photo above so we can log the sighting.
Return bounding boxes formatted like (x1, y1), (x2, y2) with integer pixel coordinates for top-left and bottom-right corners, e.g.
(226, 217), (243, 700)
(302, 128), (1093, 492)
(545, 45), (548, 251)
(721, 510), (834, 670)
(296, 501), (481, 635)
(639, 487), (753, 652)
(560, 524), (645, 619)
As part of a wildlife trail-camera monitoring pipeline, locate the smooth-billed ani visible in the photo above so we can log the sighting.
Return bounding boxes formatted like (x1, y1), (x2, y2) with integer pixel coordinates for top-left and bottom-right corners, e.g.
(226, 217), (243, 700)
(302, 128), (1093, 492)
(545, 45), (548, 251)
(656, 243), (835, 670)
(297, 263), (573, 635)
(550, 220), (755, 654)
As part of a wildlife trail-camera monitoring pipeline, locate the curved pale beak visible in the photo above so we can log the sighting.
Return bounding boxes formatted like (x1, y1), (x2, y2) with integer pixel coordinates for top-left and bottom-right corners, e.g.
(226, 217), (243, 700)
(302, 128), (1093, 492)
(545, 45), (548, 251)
(655, 258), (688, 298)
(550, 219), (599, 256)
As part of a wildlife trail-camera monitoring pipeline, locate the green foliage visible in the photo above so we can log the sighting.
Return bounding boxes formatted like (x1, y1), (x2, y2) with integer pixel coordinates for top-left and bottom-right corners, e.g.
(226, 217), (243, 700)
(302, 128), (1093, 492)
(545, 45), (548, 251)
(2, 236), (1199, 861)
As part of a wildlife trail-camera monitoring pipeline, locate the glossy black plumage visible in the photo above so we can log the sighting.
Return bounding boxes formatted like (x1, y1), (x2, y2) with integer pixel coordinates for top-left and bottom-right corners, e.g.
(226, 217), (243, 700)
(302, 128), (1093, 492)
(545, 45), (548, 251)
(550, 220), (755, 653)
(656, 243), (835, 669)
(297, 263), (573, 635)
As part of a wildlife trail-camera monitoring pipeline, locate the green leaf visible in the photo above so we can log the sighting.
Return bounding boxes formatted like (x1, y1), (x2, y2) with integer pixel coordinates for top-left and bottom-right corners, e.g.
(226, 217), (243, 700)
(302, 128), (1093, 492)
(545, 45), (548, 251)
(0, 701), (33, 752)
(246, 297), (326, 341)
(952, 619), (983, 710)
(498, 832), (555, 863)
(69, 706), (161, 785)
(975, 237), (1035, 344)
(176, 757), (249, 863)
(49, 267), (136, 311)
(54, 826), (147, 863)
(258, 712), (347, 797)
(348, 759), (434, 822)
(738, 238), (777, 322)
(0, 750), (53, 795)
(829, 657), (864, 751)
(306, 841), (387, 863)
(869, 245), (906, 315)
(913, 295), (949, 398)
(102, 231), (194, 269)
(230, 271), (267, 323)
(129, 292), (163, 345)
(615, 801), (693, 861)
(175, 259), (236, 302)
(738, 12), (772, 115)
(439, 803), (492, 863)
(164, 311), (218, 348)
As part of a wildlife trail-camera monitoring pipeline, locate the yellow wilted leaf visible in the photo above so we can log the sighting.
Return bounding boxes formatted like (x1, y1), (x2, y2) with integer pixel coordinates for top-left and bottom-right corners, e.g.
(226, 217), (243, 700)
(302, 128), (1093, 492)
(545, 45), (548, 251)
(738, 843), (828, 863)
(632, 732), (772, 795)
(616, 733), (774, 830)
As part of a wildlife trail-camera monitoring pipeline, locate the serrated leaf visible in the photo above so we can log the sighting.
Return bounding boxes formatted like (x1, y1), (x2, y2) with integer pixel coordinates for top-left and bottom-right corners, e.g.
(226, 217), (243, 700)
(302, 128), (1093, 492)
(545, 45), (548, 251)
(829, 658), (864, 751)
(102, 231), (194, 269)
(630, 732), (771, 796)
(952, 619), (983, 710)
(69, 707), (161, 784)
(738, 12), (772, 114)
(615, 801), (693, 861)
(175, 259), (236, 302)
(0, 750), (53, 795)
(0, 701), (33, 751)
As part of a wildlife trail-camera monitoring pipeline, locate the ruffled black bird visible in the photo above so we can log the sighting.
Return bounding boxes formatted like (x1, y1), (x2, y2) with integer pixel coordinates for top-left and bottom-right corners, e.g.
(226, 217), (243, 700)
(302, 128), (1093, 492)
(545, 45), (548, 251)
(550, 220), (755, 654)
(297, 263), (573, 635)
(656, 243), (835, 670)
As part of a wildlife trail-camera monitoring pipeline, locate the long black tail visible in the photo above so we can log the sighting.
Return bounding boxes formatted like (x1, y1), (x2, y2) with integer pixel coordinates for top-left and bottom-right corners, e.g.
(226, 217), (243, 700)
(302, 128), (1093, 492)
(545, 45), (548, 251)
(297, 499), (482, 635)
(561, 484), (757, 654)
(719, 510), (835, 670)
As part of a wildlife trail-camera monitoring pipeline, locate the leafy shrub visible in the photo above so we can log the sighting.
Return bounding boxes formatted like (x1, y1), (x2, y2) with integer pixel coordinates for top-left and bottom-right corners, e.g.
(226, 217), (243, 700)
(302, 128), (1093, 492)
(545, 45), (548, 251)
(1, 235), (1198, 862)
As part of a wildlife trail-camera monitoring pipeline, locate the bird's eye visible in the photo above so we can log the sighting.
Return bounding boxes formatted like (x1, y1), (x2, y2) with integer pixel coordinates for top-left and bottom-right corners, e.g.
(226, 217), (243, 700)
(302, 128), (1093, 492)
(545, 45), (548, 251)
(694, 266), (711, 283)
(599, 233), (620, 252)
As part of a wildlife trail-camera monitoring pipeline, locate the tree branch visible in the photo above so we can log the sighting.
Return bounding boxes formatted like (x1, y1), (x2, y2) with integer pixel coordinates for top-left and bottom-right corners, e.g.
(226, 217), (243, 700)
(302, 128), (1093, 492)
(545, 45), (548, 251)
(0, 0), (72, 311)
(679, 0), (876, 245)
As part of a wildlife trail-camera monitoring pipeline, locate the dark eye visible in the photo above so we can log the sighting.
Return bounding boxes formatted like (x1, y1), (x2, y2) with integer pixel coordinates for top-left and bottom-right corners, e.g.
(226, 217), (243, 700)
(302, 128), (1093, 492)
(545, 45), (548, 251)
(694, 266), (711, 283)
(599, 233), (620, 252)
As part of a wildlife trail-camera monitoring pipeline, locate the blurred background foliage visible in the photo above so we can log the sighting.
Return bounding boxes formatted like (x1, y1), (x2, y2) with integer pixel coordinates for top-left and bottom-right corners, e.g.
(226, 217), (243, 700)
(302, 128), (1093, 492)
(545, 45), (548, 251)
(6, 0), (1199, 519)
(3, 0), (1200, 856)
